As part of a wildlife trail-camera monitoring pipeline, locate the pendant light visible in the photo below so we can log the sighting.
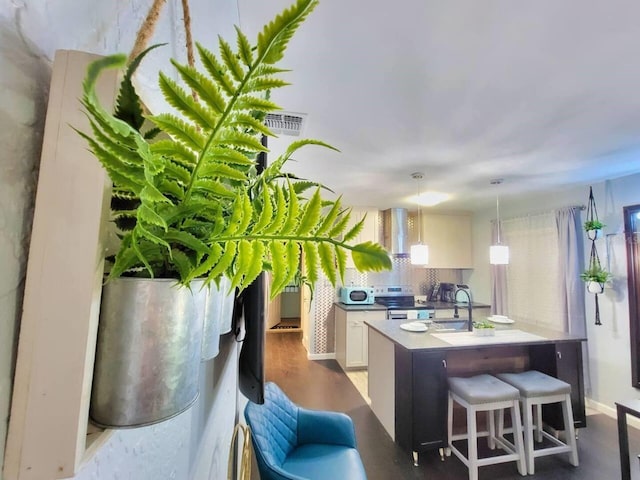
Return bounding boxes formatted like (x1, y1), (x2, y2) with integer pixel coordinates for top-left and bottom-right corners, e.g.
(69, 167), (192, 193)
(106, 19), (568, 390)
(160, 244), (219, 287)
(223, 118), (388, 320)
(489, 179), (509, 265)
(410, 173), (429, 265)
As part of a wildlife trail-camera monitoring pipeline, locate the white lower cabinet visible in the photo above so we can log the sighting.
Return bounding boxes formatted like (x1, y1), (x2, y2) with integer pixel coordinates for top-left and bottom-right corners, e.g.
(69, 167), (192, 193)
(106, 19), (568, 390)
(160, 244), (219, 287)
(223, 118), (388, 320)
(335, 308), (386, 370)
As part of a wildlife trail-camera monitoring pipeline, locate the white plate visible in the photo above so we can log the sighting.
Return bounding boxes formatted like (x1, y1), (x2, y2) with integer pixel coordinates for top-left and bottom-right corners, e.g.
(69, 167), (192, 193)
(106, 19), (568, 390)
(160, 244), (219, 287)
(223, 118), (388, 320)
(488, 315), (515, 324)
(400, 321), (429, 332)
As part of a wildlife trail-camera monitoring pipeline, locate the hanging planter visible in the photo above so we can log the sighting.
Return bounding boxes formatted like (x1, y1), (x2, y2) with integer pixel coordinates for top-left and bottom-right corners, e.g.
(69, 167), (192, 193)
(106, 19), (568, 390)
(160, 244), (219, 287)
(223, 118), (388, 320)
(584, 219), (605, 241)
(582, 187), (611, 325)
(201, 277), (236, 361)
(587, 281), (605, 294)
(90, 278), (206, 428)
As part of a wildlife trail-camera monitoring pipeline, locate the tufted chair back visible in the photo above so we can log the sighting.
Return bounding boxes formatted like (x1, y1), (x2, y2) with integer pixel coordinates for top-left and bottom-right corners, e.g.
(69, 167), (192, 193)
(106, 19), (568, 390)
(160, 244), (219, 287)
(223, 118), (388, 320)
(245, 382), (299, 469)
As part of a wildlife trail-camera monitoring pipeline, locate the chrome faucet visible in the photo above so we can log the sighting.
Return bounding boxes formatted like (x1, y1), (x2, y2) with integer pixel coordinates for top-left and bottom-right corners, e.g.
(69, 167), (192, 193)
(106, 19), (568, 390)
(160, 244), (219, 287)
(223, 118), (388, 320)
(454, 287), (473, 331)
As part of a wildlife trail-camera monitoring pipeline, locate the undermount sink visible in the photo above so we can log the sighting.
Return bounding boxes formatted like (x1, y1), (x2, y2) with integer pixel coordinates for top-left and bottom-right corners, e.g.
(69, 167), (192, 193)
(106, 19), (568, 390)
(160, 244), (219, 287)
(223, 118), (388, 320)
(432, 320), (469, 331)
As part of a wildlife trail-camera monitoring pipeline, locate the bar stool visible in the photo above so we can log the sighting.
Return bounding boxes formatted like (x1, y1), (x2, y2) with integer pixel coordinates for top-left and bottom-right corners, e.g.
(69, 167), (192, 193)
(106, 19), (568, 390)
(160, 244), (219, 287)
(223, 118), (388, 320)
(496, 370), (579, 475)
(448, 374), (527, 480)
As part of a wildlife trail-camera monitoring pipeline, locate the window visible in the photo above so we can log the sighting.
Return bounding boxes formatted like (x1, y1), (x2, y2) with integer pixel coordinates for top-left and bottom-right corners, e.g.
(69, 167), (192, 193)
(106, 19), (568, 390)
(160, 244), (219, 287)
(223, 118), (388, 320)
(624, 204), (640, 388)
(501, 212), (564, 330)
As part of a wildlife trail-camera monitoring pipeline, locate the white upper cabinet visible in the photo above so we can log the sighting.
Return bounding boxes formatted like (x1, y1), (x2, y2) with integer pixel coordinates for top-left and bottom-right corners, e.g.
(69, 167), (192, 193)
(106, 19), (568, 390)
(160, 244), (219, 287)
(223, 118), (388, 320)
(343, 207), (380, 268)
(418, 212), (473, 269)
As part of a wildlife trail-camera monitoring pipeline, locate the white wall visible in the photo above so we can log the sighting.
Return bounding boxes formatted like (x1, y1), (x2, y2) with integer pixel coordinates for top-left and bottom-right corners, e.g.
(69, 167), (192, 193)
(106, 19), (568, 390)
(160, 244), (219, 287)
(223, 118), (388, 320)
(467, 173), (640, 414)
(0, 1), (242, 478)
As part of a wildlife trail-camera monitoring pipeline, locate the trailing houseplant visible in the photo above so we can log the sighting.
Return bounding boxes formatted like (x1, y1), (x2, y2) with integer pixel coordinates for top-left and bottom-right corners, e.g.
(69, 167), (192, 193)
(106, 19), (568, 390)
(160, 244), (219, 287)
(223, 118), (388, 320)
(78, 0), (391, 298)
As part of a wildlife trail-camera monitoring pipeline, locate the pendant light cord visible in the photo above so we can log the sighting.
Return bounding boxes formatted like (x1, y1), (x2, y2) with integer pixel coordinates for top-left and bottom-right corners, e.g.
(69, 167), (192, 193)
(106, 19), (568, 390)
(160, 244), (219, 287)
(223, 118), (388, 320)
(496, 194), (501, 244)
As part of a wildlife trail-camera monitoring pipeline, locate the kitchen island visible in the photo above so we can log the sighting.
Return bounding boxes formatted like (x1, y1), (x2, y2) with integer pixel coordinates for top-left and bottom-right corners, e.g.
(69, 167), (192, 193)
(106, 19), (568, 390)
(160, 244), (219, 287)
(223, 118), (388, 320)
(365, 318), (587, 465)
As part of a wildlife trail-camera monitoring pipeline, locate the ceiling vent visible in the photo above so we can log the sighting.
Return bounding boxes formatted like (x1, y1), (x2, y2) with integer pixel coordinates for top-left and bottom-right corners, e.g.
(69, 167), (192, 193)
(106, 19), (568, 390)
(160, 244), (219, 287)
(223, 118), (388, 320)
(264, 112), (307, 136)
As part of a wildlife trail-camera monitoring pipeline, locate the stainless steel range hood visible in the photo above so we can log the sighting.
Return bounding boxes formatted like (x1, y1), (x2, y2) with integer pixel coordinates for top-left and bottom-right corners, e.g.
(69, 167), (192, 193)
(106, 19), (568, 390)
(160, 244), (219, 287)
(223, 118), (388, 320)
(382, 208), (409, 256)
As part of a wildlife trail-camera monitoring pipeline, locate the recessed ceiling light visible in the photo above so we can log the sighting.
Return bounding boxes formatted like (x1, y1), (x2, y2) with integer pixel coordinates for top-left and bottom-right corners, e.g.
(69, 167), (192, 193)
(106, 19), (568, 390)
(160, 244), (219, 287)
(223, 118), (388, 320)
(411, 192), (449, 206)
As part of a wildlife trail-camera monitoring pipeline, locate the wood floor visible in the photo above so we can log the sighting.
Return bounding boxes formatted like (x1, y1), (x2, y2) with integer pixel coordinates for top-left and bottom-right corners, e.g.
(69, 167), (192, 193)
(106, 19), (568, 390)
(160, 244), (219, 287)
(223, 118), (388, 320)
(260, 332), (640, 480)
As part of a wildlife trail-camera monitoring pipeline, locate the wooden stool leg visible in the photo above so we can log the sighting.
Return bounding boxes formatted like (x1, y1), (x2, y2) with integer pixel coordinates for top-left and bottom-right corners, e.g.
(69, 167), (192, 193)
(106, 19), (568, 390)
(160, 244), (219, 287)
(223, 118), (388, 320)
(467, 406), (479, 480)
(488, 410), (496, 450)
(523, 398), (536, 475)
(562, 393), (579, 467)
(511, 400), (527, 476)
(534, 403), (543, 442)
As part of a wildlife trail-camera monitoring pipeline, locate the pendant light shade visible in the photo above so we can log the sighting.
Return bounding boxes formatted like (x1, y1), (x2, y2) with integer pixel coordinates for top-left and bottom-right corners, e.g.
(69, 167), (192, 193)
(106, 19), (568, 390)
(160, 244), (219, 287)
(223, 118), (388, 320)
(411, 244), (429, 265)
(410, 172), (429, 266)
(489, 245), (509, 264)
(489, 179), (509, 265)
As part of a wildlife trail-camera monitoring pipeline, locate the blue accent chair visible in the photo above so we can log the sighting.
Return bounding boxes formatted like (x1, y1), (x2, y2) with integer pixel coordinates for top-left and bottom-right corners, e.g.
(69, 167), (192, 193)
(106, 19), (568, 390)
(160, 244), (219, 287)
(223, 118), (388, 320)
(244, 382), (367, 480)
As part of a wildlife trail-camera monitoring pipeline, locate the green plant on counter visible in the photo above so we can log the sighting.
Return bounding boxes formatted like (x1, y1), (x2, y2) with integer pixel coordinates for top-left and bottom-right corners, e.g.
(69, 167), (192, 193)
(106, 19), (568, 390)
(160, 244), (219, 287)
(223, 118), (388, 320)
(584, 219), (605, 231)
(77, 0), (392, 297)
(472, 320), (495, 329)
(580, 266), (611, 284)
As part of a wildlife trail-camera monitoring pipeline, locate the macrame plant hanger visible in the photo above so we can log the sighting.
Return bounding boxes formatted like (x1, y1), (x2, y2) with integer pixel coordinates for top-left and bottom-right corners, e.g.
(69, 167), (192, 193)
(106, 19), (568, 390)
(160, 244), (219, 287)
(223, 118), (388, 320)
(128, 0), (197, 100)
(586, 186), (602, 325)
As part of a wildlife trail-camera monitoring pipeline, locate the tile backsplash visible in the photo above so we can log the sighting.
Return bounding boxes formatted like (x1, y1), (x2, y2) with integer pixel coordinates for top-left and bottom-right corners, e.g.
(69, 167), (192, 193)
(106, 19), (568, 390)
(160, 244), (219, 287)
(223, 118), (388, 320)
(341, 256), (462, 294)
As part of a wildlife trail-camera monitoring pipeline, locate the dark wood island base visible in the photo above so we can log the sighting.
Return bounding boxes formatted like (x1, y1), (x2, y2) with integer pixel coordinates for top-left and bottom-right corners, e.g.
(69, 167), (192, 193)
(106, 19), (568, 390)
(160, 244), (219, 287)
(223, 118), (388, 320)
(366, 319), (587, 466)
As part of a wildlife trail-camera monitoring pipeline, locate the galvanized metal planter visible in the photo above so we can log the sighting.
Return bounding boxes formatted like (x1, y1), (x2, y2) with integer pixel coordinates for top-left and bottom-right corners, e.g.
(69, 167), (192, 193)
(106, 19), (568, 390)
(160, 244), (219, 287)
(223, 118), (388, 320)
(201, 276), (235, 360)
(90, 277), (206, 428)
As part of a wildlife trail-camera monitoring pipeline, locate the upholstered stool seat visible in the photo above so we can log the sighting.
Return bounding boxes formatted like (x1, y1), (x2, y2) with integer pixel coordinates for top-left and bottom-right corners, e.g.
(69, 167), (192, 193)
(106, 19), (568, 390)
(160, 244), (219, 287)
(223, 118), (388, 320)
(497, 370), (579, 474)
(448, 374), (526, 480)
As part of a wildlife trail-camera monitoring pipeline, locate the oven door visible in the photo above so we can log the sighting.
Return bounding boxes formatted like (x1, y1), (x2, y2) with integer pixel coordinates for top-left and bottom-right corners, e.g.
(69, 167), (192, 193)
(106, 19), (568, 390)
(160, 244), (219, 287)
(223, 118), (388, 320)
(387, 309), (434, 320)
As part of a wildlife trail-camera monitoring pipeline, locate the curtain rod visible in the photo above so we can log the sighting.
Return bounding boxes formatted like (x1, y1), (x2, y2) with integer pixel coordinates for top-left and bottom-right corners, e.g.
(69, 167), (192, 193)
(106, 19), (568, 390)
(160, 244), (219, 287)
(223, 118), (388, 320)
(497, 204), (586, 222)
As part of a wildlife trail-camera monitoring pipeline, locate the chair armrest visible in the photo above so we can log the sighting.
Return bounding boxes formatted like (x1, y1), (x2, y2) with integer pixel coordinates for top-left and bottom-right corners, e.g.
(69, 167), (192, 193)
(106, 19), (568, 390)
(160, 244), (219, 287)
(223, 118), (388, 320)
(297, 408), (357, 448)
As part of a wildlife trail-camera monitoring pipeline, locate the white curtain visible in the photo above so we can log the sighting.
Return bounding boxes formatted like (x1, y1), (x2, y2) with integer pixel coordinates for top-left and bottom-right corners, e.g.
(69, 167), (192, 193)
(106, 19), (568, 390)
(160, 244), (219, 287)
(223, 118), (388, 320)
(501, 211), (563, 330)
(556, 207), (590, 391)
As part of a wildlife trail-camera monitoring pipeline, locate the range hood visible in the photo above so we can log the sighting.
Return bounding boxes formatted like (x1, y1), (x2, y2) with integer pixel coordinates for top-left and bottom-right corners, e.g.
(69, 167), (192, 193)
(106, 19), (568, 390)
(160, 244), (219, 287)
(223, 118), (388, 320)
(382, 208), (409, 256)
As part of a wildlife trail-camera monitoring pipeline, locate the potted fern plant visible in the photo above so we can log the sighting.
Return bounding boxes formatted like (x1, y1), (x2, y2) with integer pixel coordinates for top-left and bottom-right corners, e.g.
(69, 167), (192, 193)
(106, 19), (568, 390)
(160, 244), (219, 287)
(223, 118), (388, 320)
(80, 0), (391, 428)
(580, 266), (611, 294)
(584, 219), (605, 240)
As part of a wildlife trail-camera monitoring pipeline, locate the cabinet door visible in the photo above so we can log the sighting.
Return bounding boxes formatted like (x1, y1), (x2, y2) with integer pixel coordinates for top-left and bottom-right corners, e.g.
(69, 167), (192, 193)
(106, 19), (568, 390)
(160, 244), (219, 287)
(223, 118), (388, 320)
(344, 208), (380, 268)
(420, 213), (472, 268)
(346, 317), (367, 367)
(395, 348), (447, 452)
(529, 342), (586, 429)
(335, 308), (347, 370)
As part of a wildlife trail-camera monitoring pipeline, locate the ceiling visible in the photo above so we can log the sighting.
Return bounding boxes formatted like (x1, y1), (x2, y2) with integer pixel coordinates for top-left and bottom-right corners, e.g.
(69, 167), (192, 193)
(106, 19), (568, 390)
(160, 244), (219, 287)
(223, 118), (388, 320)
(237, 0), (640, 212)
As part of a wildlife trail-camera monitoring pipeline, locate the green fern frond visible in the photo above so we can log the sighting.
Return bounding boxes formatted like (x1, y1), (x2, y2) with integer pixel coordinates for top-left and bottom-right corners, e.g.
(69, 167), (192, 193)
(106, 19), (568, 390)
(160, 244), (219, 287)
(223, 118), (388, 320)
(257, 0), (319, 65)
(151, 113), (206, 150)
(218, 36), (245, 82)
(280, 181), (300, 234)
(230, 113), (274, 136)
(296, 188), (321, 235)
(196, 43), (237, 97)
(245, 77), (290, 92)
(269, 241), (288, 296)
(151, 140), (197, 167)
(158, 72), (218, 129)
(198, 163), (248, 181)
(251, 183), (273, 234)
(79, 0), (392, 295)
(235, 26), (254, 67)
(263, 185), (287, 234)
(318, 242), (336, 285)
(219, 130), (268, 152)
(350, 241), (392, 272)
(302, 242), (318, 284)
(115, 44), (165, 131)
(171, 60), (228, 114)
(206, 147), (256, 166)
(343, 217), (364, 243)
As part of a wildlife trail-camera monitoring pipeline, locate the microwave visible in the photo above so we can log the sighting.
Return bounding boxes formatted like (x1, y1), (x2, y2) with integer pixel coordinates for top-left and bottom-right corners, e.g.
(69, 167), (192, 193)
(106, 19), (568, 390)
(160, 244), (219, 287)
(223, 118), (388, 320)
(340, 286), (375, 305)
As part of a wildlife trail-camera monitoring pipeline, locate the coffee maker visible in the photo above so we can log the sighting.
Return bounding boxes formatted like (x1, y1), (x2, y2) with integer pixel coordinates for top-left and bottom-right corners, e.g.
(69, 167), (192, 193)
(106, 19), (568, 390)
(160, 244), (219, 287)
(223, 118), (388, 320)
(439, 283), (456, 303)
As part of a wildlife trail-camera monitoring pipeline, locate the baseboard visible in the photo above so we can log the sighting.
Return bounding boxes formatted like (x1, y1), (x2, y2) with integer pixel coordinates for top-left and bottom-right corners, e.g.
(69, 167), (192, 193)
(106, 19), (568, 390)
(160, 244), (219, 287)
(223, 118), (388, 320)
(586, 397), (640, 431)
(307, 352), (336, 360)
